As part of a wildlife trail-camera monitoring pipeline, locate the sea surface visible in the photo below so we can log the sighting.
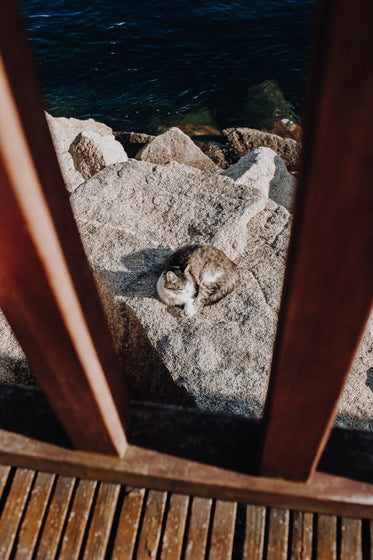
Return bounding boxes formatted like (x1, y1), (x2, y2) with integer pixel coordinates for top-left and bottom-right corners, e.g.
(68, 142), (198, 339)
(20, 0), (315, 133)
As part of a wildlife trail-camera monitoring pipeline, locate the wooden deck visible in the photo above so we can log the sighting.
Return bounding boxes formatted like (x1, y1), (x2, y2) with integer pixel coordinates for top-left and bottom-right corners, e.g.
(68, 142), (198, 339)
(0, 465), (371, 559)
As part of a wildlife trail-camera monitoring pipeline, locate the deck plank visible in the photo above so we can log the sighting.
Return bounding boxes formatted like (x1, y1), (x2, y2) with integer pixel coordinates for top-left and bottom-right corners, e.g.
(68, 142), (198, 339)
(316, 514), (337, 560)
(135, 490), (167, 559)
(208, 500), (237, 559)
(0, 464), (11, 500)
(0, 468), (35, 560)
(58, 479), (97, 560)
(340, 517), (362, 560)
(160, 493), (189, 560)
(184, 497), (213, 560)
(266, 507), (290, 560)
(82, 482), (121, 560)
(290, 511), (313, 560)
(243, 504), (266, 560)
(111, 487), (145, 559)
(35, 475), (75, 560)
(13, 471), (55, 559)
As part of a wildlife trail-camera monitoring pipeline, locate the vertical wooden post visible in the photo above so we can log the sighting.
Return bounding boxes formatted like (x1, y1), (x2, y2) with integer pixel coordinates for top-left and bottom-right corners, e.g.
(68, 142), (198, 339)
(260, 0), (373, 481)
(0, 1), (131, 455)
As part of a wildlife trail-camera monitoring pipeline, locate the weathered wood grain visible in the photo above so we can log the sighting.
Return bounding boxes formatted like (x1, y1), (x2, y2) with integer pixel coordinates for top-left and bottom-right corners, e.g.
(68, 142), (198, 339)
(184, 497), (213, 560)
(13, 471), (55, 559)
(111, 487), (145, 559)
(0, 0), (130, 456)
(243, 505), (266, 560)
(340, 517), (362, 560)
(266, 508), (290, 560)
(0, 464), (11, 500)
(35, 475), (76, 560)
(290, 511), (313, 560)
(135, 490), (167, 559)
(208, 500), (237, 559)
(82, 482), (121, 560)
(160, 493), (189, 560)
(58, 479), (97, 560)
(0, 468), (35, 560)
(316, 514), (337, 560)
(260, 0), (373, 481)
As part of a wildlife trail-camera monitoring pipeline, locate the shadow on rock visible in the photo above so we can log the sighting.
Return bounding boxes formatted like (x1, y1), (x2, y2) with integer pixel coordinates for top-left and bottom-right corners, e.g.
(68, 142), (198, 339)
(101, 246), (172, 300)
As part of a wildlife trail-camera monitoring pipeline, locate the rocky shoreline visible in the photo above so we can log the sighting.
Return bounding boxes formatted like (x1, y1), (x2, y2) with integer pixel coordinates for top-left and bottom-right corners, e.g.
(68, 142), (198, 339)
(0, 113), (371, 431)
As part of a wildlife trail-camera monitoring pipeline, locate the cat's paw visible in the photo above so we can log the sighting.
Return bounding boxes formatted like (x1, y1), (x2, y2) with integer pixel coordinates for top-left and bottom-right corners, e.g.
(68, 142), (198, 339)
(182, 301), (196, 317)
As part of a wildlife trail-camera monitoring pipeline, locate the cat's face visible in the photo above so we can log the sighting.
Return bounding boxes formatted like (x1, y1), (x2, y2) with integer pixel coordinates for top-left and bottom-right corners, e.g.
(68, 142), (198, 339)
(163, 268), (187, 291)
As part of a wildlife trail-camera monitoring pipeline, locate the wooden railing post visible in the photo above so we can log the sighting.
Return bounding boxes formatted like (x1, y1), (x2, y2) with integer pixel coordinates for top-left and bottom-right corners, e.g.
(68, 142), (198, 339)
(0, 0), (131, 455)
(260, 0), (373, 481)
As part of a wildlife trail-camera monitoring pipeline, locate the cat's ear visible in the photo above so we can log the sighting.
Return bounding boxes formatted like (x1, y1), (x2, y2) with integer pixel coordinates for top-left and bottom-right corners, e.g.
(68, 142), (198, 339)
(166, 270), (177, 283)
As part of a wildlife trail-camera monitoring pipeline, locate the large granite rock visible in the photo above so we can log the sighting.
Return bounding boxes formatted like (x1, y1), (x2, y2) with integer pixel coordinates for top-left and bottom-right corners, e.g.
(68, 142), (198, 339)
(69, 159), (280, 415)
(223, 127), (301, 171)
(69, 130), (128, 180)
(136, 127), (218, 172)
(223, 147), (296, 211)
(46, 113), (119, 191)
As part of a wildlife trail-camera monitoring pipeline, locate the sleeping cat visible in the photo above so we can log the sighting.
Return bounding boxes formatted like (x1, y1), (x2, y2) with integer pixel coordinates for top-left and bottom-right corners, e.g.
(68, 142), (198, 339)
(157, 244), (239, 317)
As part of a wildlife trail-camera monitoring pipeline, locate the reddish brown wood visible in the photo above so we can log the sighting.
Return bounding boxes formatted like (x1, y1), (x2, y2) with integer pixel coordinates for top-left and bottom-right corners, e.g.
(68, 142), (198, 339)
(243, 505), (266, 560)
(0, 429), (372, 519)
(0, 0), (130, 455)
(184, 497), (213, 560)
(13, 471), (55, 559)
(35, 475), (76, 560)
(0, 464), (11, 499)
(58, 479), (97, 560)
(208, 500), (237, 559)
(260, 0), (373, 481)
(111, 487), (145, 559)
(82, 482), (121, 560)
(160, 493), (189, 560)
(266, 508), (290, 560)
(340, 517), (362, 560)
(290, 511), (313, 560)
(0, 468), (35, 560)
(136, 490), (167, 559)
(316, 514), (337, 560)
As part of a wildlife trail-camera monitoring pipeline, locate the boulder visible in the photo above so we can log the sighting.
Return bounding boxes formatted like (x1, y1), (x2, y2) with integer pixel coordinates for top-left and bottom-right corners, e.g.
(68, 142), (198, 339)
(69, 130), (128, 180)
(45, 112), (116, 191)
(223, 127), (300, 171)
(223, 147), (296, 211)
(136, 127), (218, 172)
(68, 160), (281, 414)
(115, 131), (155, 159)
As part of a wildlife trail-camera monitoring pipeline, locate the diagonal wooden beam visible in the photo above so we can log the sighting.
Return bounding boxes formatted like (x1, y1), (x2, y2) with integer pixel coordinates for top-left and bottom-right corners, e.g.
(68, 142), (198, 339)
(0, 0), (131, 455)
(260, 0), (373, 481)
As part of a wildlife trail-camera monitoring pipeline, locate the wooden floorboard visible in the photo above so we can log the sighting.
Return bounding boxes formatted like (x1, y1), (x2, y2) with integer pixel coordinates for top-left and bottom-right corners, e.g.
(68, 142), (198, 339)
(0, 467), (371, 559)
(290, 511), (313, 560)
(111, 487), (145, 559)
(159, 493), (189, 560)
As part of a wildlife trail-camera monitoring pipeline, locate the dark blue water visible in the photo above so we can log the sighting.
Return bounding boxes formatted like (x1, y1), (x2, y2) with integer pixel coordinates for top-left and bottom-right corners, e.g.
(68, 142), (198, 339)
(20, 0), (315, 133)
